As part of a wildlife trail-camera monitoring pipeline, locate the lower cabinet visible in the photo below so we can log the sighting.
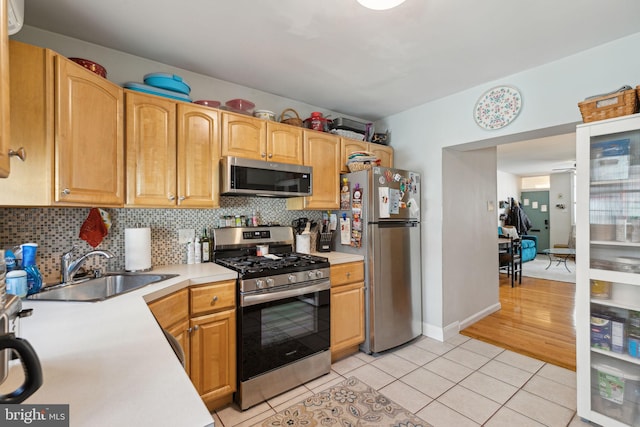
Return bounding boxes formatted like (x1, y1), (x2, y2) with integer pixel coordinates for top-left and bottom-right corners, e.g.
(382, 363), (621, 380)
(330, 261), (365, 362)
(147, 280), (236, 411)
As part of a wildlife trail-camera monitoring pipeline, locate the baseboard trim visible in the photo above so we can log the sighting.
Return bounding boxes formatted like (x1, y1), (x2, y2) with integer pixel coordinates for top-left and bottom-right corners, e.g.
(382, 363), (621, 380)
(459, 302), (502, 331)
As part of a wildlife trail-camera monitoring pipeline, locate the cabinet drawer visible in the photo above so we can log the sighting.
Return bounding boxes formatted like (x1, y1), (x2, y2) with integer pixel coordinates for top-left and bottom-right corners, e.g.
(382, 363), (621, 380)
(190, 280), (236, 316)
(148, 288), (188, 329)
(330, 262), (364, 287)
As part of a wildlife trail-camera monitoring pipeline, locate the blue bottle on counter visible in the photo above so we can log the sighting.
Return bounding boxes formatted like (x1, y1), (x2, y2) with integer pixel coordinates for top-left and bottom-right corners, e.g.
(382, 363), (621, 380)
(21, 243), (42, 295)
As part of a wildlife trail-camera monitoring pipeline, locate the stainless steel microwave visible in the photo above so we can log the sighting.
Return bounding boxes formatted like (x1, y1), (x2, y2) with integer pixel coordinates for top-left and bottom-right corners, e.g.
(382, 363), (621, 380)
(221, 156), (312, 197)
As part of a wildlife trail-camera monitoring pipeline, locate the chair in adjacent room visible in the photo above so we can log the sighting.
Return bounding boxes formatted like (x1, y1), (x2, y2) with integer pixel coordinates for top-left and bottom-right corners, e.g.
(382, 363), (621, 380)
(499, 237), (522, 287)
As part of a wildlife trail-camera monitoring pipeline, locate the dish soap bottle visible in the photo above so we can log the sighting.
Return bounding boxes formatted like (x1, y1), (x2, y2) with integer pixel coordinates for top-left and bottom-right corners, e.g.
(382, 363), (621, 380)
(21, 243), (42, 295)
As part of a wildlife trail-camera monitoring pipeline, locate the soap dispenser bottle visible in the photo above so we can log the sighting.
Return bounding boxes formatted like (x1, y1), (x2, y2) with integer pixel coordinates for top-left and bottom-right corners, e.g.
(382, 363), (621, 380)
(21, 243), (42, 295)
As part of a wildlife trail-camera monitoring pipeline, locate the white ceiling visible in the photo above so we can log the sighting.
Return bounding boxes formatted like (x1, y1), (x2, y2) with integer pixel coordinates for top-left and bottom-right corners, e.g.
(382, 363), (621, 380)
(21, 0), (640, 122)
(496, 133), (576, 177)
(20, 0), (636, 176)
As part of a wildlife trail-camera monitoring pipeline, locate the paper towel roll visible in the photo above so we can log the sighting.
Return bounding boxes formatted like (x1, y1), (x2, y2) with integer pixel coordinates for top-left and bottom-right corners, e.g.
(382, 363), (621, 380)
(125, 227), (152, 271)
(296, 234), (311, 254)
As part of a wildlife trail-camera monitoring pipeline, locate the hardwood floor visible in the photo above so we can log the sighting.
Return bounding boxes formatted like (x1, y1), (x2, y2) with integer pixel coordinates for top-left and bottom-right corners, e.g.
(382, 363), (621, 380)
(461, 273), (576, 371)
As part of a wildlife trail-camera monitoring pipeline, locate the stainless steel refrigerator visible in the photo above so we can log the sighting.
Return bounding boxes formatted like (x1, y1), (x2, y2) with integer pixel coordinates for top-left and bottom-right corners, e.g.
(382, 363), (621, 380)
(337, 166), (422, 354)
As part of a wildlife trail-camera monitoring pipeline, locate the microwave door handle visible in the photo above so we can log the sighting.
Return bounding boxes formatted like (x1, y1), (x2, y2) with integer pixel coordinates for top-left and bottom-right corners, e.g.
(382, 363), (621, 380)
(241, 280), (330, 307)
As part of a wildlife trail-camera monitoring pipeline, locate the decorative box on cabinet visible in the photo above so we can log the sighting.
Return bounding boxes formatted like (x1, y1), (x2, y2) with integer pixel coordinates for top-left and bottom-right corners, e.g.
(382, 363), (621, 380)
(330, 261), (365, 362)
(576, 114), (640, 427)
(221, 111), (303, 165)
(125, 90), (220, 208)
(287, 130), (341, 210)
(0, 40), (124, 206)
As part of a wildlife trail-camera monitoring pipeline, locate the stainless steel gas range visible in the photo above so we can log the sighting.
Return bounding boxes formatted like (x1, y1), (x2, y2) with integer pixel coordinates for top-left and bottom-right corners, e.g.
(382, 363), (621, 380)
(212, 226), (331, 410)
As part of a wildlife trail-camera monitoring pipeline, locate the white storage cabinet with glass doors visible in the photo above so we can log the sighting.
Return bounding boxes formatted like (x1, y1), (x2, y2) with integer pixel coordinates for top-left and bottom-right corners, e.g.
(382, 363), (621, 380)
(576, 113), (640, 427)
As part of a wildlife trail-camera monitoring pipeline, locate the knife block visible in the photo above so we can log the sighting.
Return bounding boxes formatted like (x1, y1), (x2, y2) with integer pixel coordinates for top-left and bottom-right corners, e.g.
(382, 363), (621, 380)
(317, 232), (333, 252)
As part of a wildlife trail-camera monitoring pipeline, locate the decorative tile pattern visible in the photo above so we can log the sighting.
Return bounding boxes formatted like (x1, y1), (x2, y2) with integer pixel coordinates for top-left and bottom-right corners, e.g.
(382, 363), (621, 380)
(0, 197), (322, 283)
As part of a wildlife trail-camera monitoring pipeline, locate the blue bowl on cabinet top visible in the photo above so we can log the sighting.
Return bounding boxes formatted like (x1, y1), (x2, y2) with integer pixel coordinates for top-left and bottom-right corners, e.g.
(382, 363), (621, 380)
(143, 73), (191, 95)
(124, 82), (192, 102)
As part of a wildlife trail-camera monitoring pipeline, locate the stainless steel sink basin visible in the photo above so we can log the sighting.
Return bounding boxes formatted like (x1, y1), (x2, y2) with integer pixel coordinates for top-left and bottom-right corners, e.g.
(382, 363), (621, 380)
(28, 273), (179, 302)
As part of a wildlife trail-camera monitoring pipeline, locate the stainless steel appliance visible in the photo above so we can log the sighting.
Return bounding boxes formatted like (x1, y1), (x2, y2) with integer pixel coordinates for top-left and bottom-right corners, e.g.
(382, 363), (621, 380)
(212, 226), (331, 410)
(220, 156), (312, 197)
(0, 294), (43, 403)
(338, 166), (422, 353)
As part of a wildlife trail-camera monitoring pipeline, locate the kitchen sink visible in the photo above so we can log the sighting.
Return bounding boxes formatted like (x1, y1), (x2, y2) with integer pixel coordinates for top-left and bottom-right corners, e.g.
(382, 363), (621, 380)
(28, 273), (179, 302)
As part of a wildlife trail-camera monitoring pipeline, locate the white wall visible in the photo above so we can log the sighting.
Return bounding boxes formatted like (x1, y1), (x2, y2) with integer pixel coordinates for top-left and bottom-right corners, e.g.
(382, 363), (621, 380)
(497, 171), (520, 226)
(442, 147), (500, 336)
(377, 32), (640, 339)
(549, 172), (574, 247)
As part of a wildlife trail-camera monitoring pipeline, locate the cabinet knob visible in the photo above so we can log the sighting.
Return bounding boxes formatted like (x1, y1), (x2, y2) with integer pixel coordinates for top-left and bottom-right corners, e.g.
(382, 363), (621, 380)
(62, 188), (71, 195)
(8, 147), (26, 161)
(168, 194), (176, 201)
(346, 272), (351, 278)
(261, 152), (266, 158)
(268, 153), (273, 158)
(194, 325), (199, 331)
(211, 296), (219, 304)
(178, 196), (185, 201)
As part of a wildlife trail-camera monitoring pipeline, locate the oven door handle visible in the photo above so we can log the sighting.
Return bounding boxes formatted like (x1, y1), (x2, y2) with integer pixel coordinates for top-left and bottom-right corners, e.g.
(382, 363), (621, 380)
(241, 280), (330, 307)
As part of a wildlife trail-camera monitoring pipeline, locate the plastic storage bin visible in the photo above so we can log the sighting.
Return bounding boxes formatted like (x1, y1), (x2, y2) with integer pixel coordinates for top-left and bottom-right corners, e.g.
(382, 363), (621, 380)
(143, 73), (191, 95)
(591, 356), (640, 425)
(124, 82), (192, 102)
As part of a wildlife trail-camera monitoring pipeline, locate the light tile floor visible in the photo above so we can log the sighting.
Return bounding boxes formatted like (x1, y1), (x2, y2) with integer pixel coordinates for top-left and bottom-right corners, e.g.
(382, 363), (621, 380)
(213, 334), (593, 427)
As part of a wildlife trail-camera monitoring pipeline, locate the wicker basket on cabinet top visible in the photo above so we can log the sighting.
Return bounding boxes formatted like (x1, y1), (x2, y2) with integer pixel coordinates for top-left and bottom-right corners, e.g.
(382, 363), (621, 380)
(578, 88), (638, 123)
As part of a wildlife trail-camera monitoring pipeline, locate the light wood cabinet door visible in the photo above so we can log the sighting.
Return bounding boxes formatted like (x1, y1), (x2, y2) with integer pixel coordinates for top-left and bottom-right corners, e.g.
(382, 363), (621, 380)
(266, 121), (303, 164)
(0, 41), (124, 205)
(220, 111), (266, 160)
(148, 289), (190, 374)
(177, 104), (220, 207)
(55, 56), (124, 205)
(340, 138), (394, 172)
(340, 139), (368, 173)
(330, 261), (365, 361)
(287, 130), (340, 210)
(125, 91), (177, 207)
(190, 309), (236, 410)
(167, 319), (191, 375)
(370, 144), (393, 168)
(0, 0), (9, 178)
(331, 281), (365, 360)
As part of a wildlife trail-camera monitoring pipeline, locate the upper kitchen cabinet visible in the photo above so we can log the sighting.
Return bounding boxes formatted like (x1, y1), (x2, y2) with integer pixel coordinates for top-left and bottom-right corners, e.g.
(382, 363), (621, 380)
(287, 130), (340, 210)
(266, 121), (303, 164)
(125, 91), (220, 208)
(0, 40), (124, 206)
(221, 111), (303, 165)
(340, 138), (394, 173)
(0, 0), (10, 178)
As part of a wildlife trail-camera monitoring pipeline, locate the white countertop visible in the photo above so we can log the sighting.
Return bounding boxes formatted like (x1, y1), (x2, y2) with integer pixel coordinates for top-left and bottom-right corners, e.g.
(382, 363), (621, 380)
(0, 252), (362, 427)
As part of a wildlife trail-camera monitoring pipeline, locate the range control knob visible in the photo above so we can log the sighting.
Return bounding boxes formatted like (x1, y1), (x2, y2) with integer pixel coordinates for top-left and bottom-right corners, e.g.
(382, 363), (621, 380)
(266, 278), (275, 288)
(315, 270), (324, 279)
(288, 274), (297, 283)
(255, 279), (265, 289)
(307, 270), (317, 280)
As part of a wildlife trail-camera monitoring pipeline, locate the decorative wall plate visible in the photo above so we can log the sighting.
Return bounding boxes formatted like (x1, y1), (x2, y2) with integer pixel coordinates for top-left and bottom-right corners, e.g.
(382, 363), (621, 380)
(474, 86), (522, 130)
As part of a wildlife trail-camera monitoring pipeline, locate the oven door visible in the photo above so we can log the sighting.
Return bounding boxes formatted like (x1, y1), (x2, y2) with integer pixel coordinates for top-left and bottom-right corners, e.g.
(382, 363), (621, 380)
(238, 280), (330, 381)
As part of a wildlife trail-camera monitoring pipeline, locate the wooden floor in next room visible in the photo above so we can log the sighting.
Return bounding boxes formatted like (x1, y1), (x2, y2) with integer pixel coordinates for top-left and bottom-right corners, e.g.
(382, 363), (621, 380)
(461, 274), (576, 371)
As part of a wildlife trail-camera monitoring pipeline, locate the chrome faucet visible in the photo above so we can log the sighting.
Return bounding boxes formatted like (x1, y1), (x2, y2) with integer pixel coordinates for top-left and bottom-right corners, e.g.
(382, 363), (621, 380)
(60, 246), (115, 285)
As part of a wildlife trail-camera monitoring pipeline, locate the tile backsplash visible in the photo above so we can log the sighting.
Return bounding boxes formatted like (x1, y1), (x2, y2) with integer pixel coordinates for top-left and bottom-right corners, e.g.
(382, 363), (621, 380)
(0, 197), (322, 284)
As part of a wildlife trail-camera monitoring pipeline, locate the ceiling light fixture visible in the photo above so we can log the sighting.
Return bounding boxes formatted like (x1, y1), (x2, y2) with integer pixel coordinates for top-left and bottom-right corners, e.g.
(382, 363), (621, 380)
(357, 0), (406, 10)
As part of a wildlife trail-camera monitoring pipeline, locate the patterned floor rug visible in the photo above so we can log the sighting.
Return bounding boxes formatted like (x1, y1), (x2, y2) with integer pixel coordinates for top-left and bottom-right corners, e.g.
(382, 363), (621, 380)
(258, 376), (432, 427)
